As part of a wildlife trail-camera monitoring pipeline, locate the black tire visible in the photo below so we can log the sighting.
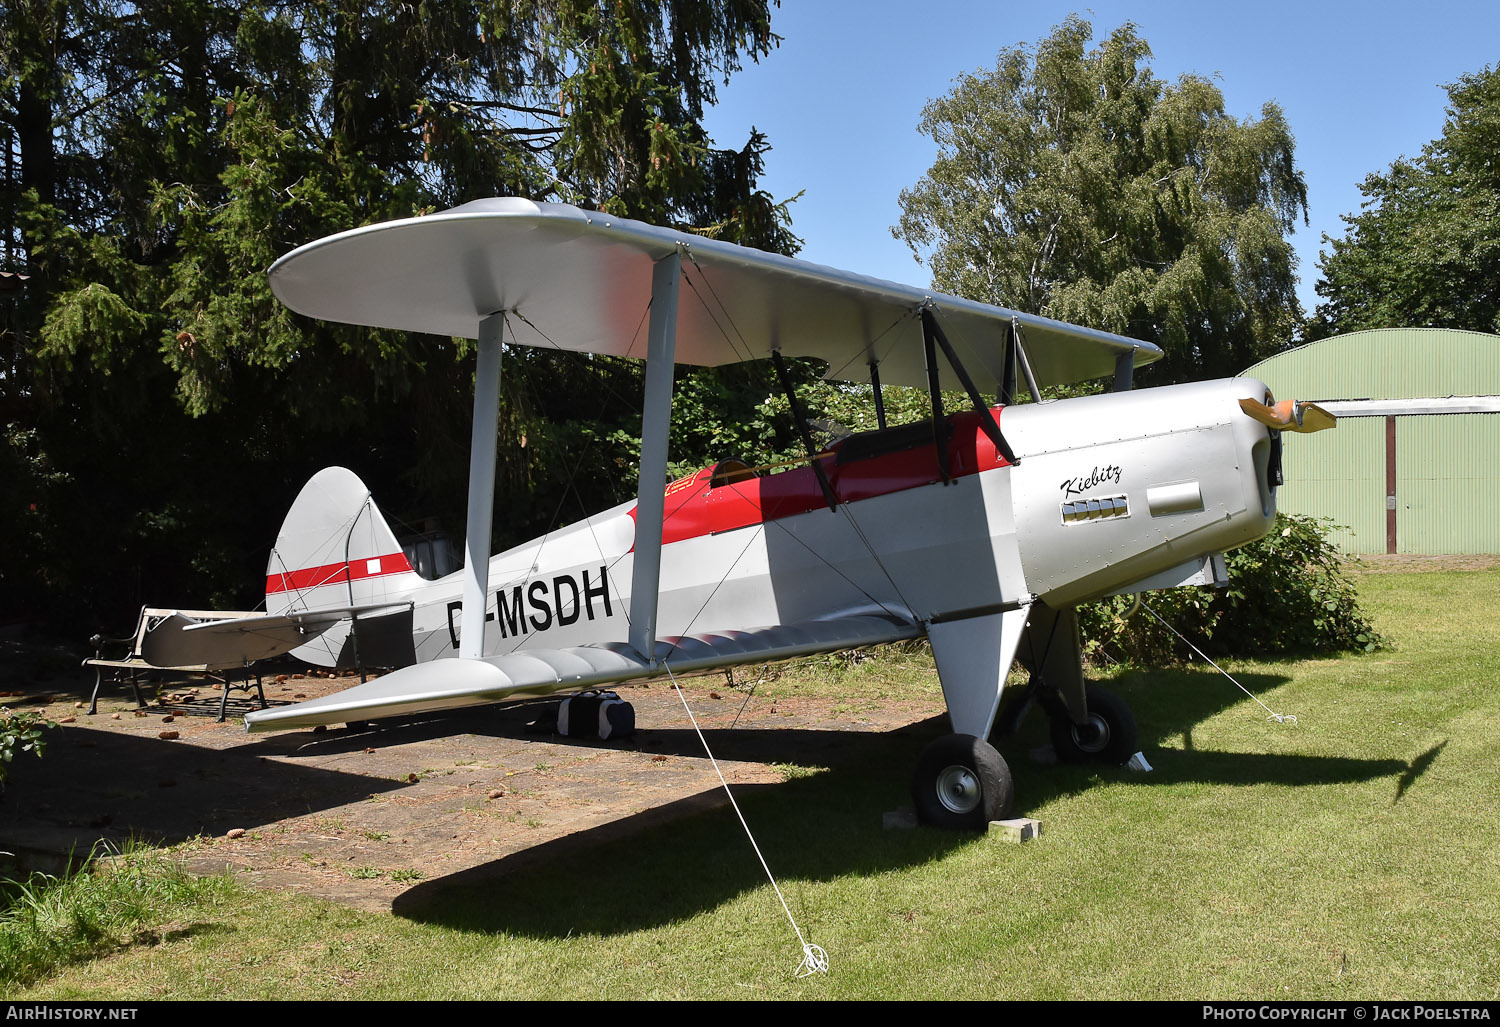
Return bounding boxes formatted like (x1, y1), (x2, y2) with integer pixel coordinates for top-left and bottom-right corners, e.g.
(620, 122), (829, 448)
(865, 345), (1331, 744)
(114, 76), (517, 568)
(911, 733), (1015, 829)
(1049, 686), (1138, 765)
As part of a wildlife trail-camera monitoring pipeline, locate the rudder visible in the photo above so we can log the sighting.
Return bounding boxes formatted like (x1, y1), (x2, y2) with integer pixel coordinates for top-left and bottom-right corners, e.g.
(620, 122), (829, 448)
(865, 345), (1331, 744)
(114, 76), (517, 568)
(265, 467), (414, 616)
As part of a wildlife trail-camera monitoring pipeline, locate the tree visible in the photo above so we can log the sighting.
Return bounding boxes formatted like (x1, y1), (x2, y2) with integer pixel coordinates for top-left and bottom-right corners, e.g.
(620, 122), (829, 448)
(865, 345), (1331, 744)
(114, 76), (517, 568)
(8, 0), (793, 417)
(1309, 66), (1500, 338)
(893, 15), (1308, 385)
(891, 18), (1384, 663)
(1, 1), (797, 628)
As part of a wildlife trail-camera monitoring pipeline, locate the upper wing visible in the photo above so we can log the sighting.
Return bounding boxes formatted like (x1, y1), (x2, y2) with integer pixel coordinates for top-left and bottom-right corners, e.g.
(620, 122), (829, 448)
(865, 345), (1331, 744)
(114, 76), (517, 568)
(242, 613), (921, 733)
(268, 198), (1160, 391)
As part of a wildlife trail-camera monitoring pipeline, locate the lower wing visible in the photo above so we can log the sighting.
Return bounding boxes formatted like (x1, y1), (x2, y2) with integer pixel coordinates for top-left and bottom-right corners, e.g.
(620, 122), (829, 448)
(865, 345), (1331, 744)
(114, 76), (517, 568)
(242, 613), (920, 733)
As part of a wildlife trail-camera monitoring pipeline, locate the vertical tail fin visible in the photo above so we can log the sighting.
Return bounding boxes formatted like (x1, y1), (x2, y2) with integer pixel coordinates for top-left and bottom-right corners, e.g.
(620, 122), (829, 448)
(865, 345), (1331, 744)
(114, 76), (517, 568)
(265, 467), (414, 616)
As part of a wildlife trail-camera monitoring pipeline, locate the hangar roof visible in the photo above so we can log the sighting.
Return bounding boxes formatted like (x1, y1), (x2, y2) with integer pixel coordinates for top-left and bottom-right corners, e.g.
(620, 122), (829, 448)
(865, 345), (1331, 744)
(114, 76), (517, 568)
(1244, 328), (1500, 402)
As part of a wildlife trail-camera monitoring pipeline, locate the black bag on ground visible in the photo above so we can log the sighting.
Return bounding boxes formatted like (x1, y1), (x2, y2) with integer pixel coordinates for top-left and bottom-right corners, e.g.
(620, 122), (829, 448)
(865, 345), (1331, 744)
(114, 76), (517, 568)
(557, 690), (634, 740)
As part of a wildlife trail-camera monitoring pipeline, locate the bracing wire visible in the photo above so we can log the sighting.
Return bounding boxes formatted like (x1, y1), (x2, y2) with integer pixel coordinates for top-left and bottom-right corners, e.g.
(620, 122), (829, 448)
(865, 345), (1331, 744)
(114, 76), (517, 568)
(662, 662), (828, 978)
(760, 515), (906, 624)
(672, 522), (768, 639)
(264, 503), (370, 666)
(677, 258), (916, 625)
(823, 306), (921, 385)
(1136, 600), (1298, 724)
(681, 270), (757, 367)
(836, 504), (916, 618)
(504, 281), (910, 685)
(727, 667), (763, 729)
(506, 300), (776, 650)
(268, 505), (368, 611)
(681, 255), (758, 364)
(506, 308), (653, 447)
(496, 308), (653, 641)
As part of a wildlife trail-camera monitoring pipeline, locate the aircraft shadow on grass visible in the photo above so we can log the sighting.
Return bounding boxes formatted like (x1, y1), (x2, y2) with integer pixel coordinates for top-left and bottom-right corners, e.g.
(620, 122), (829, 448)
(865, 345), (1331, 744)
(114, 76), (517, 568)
(3, 659), (1436, 935)
(388, 664), (1425, 939)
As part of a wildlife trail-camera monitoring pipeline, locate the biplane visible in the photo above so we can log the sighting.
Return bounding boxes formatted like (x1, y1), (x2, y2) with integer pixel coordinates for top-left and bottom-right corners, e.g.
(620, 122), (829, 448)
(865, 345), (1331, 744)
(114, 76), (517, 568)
(156, 197), (1332, 828)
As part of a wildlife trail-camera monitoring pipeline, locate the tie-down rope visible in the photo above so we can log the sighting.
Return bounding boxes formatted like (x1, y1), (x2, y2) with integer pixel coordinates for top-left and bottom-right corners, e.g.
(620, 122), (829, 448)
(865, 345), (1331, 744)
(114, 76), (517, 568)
(663, 663), (829, 977)
(1136, 600), (1297, 724)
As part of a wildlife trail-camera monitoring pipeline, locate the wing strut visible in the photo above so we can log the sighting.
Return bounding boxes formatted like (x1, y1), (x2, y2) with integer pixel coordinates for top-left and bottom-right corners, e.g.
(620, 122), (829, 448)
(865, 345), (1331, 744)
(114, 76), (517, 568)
(921, 308), (1020, 467)
(921, 312), (952, 483)
(869, 358), (887, 429)
(999, 323), (1019, 406)
(771, 348), (838, 511)
(1011, 317), (1043, 403)
(459, 313), (504, 659)
(628, 251), (682, 664)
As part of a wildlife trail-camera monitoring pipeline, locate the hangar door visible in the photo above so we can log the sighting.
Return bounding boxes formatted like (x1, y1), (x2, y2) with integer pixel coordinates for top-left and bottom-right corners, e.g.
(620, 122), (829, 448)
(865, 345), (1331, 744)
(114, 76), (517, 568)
(1395, 414), (1500, 554)
(1277, 417), (1383, 553)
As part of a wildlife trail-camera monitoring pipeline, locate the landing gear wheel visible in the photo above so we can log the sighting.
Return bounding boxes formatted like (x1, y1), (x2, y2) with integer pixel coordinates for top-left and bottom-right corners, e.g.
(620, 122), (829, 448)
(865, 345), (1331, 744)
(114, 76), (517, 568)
(912, 733), (1014, 830)
(1049, 686), (1138, 765)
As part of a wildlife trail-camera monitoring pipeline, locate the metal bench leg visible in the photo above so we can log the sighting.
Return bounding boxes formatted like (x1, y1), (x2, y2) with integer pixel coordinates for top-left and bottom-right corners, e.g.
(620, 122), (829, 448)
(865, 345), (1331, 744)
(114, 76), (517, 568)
(129, 669), (145, 709)
(88, 668), (103, 715)
(252, 671), (267, 710)
(217, 672), (231, 723)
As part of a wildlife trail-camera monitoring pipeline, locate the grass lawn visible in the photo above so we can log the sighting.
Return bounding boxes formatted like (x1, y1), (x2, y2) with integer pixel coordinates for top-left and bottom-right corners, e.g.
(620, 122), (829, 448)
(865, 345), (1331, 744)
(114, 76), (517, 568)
(6, 568), (1497, 999)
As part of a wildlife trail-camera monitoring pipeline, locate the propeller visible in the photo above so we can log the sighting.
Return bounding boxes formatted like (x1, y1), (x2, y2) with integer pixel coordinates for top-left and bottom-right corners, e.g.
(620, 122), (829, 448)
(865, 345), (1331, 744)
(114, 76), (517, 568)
(1238, 396), (1336, 434)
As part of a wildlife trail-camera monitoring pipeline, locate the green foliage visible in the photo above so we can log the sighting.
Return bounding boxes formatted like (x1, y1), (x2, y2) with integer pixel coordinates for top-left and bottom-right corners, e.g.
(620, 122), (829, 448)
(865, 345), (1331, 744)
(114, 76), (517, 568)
(0, 1), (797, 628)
(0, 425), (71, 610)
(7, 0), (794, 411)
(894, 16), (1308, 384)
(0, 844), (238, 990)
(1078, 514), (1387, 666)
(0, 709), (54, 789)
(1309, 65), (1500, 337)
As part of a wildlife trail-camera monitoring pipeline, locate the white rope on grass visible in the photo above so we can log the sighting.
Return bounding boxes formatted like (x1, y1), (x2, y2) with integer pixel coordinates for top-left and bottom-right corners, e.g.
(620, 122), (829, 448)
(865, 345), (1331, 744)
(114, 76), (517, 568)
(663, 663), (829, 978)
(1136, 600), (1298, 725)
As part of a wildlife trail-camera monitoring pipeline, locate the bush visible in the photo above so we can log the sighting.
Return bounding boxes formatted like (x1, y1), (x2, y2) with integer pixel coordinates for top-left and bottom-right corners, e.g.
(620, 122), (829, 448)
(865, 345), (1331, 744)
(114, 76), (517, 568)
(1078, 514), (1387, 666)
(0, 710), (54, 791)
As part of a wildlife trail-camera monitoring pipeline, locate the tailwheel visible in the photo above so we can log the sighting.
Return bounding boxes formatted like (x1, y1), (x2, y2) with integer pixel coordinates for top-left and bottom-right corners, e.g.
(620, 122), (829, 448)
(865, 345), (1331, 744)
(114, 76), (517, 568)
(1049, 685), (1138, 765)
(912, 733), (1014, 830)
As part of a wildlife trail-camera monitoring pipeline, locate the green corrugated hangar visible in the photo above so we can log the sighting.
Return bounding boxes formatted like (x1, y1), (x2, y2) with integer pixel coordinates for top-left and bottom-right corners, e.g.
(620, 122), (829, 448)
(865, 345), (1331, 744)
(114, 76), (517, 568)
(1243, 328), (1500, 555)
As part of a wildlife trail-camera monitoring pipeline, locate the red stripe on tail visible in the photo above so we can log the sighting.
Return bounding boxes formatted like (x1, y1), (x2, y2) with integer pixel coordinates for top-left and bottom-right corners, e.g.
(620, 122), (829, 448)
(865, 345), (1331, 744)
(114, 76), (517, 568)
(266, 552), (414, 595)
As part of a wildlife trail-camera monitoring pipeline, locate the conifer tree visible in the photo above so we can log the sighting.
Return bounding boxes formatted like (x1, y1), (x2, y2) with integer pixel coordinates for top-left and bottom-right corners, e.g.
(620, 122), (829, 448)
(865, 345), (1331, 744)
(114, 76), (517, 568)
(0, 1), (792, 623)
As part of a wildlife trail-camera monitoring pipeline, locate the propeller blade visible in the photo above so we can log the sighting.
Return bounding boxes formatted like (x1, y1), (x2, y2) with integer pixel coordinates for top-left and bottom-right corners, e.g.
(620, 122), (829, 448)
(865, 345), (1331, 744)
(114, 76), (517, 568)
(1238, 397), (1337, 434)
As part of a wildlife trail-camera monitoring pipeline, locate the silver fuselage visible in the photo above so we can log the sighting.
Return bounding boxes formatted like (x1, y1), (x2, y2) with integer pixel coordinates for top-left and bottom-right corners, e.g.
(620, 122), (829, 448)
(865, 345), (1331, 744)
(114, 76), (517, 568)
(277, 377), (1274, 668)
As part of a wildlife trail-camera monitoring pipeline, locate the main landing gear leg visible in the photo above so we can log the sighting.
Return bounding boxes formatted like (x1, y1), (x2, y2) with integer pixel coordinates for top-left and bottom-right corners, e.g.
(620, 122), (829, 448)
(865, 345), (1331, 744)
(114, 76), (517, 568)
(916, 610), (1028, 829)
(1020, 602), (1139, 765)
(1049, 685), (1138, 764)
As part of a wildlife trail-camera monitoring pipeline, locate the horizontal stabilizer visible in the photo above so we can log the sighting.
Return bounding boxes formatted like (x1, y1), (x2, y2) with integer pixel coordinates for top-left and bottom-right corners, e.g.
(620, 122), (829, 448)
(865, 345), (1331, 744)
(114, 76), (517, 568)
(243, 614), (920, 732)
(139, 603), (411, 670)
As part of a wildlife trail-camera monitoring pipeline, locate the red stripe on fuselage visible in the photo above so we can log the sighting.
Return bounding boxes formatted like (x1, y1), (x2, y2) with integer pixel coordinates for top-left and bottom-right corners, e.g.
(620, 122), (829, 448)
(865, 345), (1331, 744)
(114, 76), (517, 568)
(265, 552), (414, 595)
(646, 407), (1010, 546)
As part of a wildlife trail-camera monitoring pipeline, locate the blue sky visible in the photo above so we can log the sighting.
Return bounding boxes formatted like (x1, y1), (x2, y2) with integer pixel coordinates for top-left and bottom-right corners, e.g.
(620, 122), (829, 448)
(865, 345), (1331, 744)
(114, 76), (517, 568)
(701, 1), (1500, 320)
